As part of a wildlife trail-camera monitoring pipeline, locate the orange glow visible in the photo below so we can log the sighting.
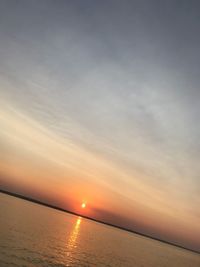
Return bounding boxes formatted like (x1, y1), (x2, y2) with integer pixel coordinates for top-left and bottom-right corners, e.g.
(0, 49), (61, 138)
(81, 202), (86, 209)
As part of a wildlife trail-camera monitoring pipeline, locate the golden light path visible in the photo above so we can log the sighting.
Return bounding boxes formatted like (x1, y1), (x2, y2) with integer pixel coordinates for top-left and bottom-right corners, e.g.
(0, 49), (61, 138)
(66, 216), (82, 264)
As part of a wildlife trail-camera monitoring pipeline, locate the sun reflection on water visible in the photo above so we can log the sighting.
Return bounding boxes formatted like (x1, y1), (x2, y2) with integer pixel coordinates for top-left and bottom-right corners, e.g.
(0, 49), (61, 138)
(66, 216), (82, 261)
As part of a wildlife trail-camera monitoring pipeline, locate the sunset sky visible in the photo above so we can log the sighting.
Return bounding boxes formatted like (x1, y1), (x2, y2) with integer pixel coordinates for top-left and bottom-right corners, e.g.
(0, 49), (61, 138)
(0, 0), (200, 252)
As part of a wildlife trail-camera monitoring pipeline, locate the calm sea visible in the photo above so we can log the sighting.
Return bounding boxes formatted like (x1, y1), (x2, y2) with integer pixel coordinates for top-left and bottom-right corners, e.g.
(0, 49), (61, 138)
(0, 193), (199, 267)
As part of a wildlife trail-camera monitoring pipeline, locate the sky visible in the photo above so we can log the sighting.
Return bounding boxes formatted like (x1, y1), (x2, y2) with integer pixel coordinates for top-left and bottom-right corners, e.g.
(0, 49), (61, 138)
(0, 0), (200, 252)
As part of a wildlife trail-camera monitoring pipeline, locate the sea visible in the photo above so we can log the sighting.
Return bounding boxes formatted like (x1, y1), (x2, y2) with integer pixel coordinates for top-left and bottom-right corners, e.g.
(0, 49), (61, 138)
(0, 193), (199, 267)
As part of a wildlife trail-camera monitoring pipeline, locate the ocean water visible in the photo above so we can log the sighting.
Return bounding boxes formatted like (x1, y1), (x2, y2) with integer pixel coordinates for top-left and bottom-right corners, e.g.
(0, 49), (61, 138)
(0, 193), (199, 267)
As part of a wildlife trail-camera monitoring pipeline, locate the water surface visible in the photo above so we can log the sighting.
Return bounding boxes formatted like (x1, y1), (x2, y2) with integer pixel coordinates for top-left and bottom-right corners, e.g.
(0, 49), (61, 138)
(0, 193), (199, 267)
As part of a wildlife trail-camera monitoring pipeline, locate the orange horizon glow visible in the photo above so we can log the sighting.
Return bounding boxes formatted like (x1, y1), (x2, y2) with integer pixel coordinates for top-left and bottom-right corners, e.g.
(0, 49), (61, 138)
(1, 98), (200, 252)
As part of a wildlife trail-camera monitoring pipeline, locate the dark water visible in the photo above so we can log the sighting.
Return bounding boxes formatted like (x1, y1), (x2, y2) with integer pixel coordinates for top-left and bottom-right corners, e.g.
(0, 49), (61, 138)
(0, 193), (199, 267)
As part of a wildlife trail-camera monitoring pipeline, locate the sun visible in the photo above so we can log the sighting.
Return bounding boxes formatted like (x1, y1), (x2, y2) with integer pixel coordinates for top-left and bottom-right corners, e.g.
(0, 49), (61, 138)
(81, 202), (86, 209)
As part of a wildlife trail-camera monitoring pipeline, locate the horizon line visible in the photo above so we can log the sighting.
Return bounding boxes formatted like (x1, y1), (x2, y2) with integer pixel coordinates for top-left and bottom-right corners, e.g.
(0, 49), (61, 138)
(0, 188), (199, 255)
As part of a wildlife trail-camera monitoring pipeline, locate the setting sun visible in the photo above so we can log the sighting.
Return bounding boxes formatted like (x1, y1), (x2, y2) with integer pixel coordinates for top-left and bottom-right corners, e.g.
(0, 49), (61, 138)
(81, 203), (86, 209)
